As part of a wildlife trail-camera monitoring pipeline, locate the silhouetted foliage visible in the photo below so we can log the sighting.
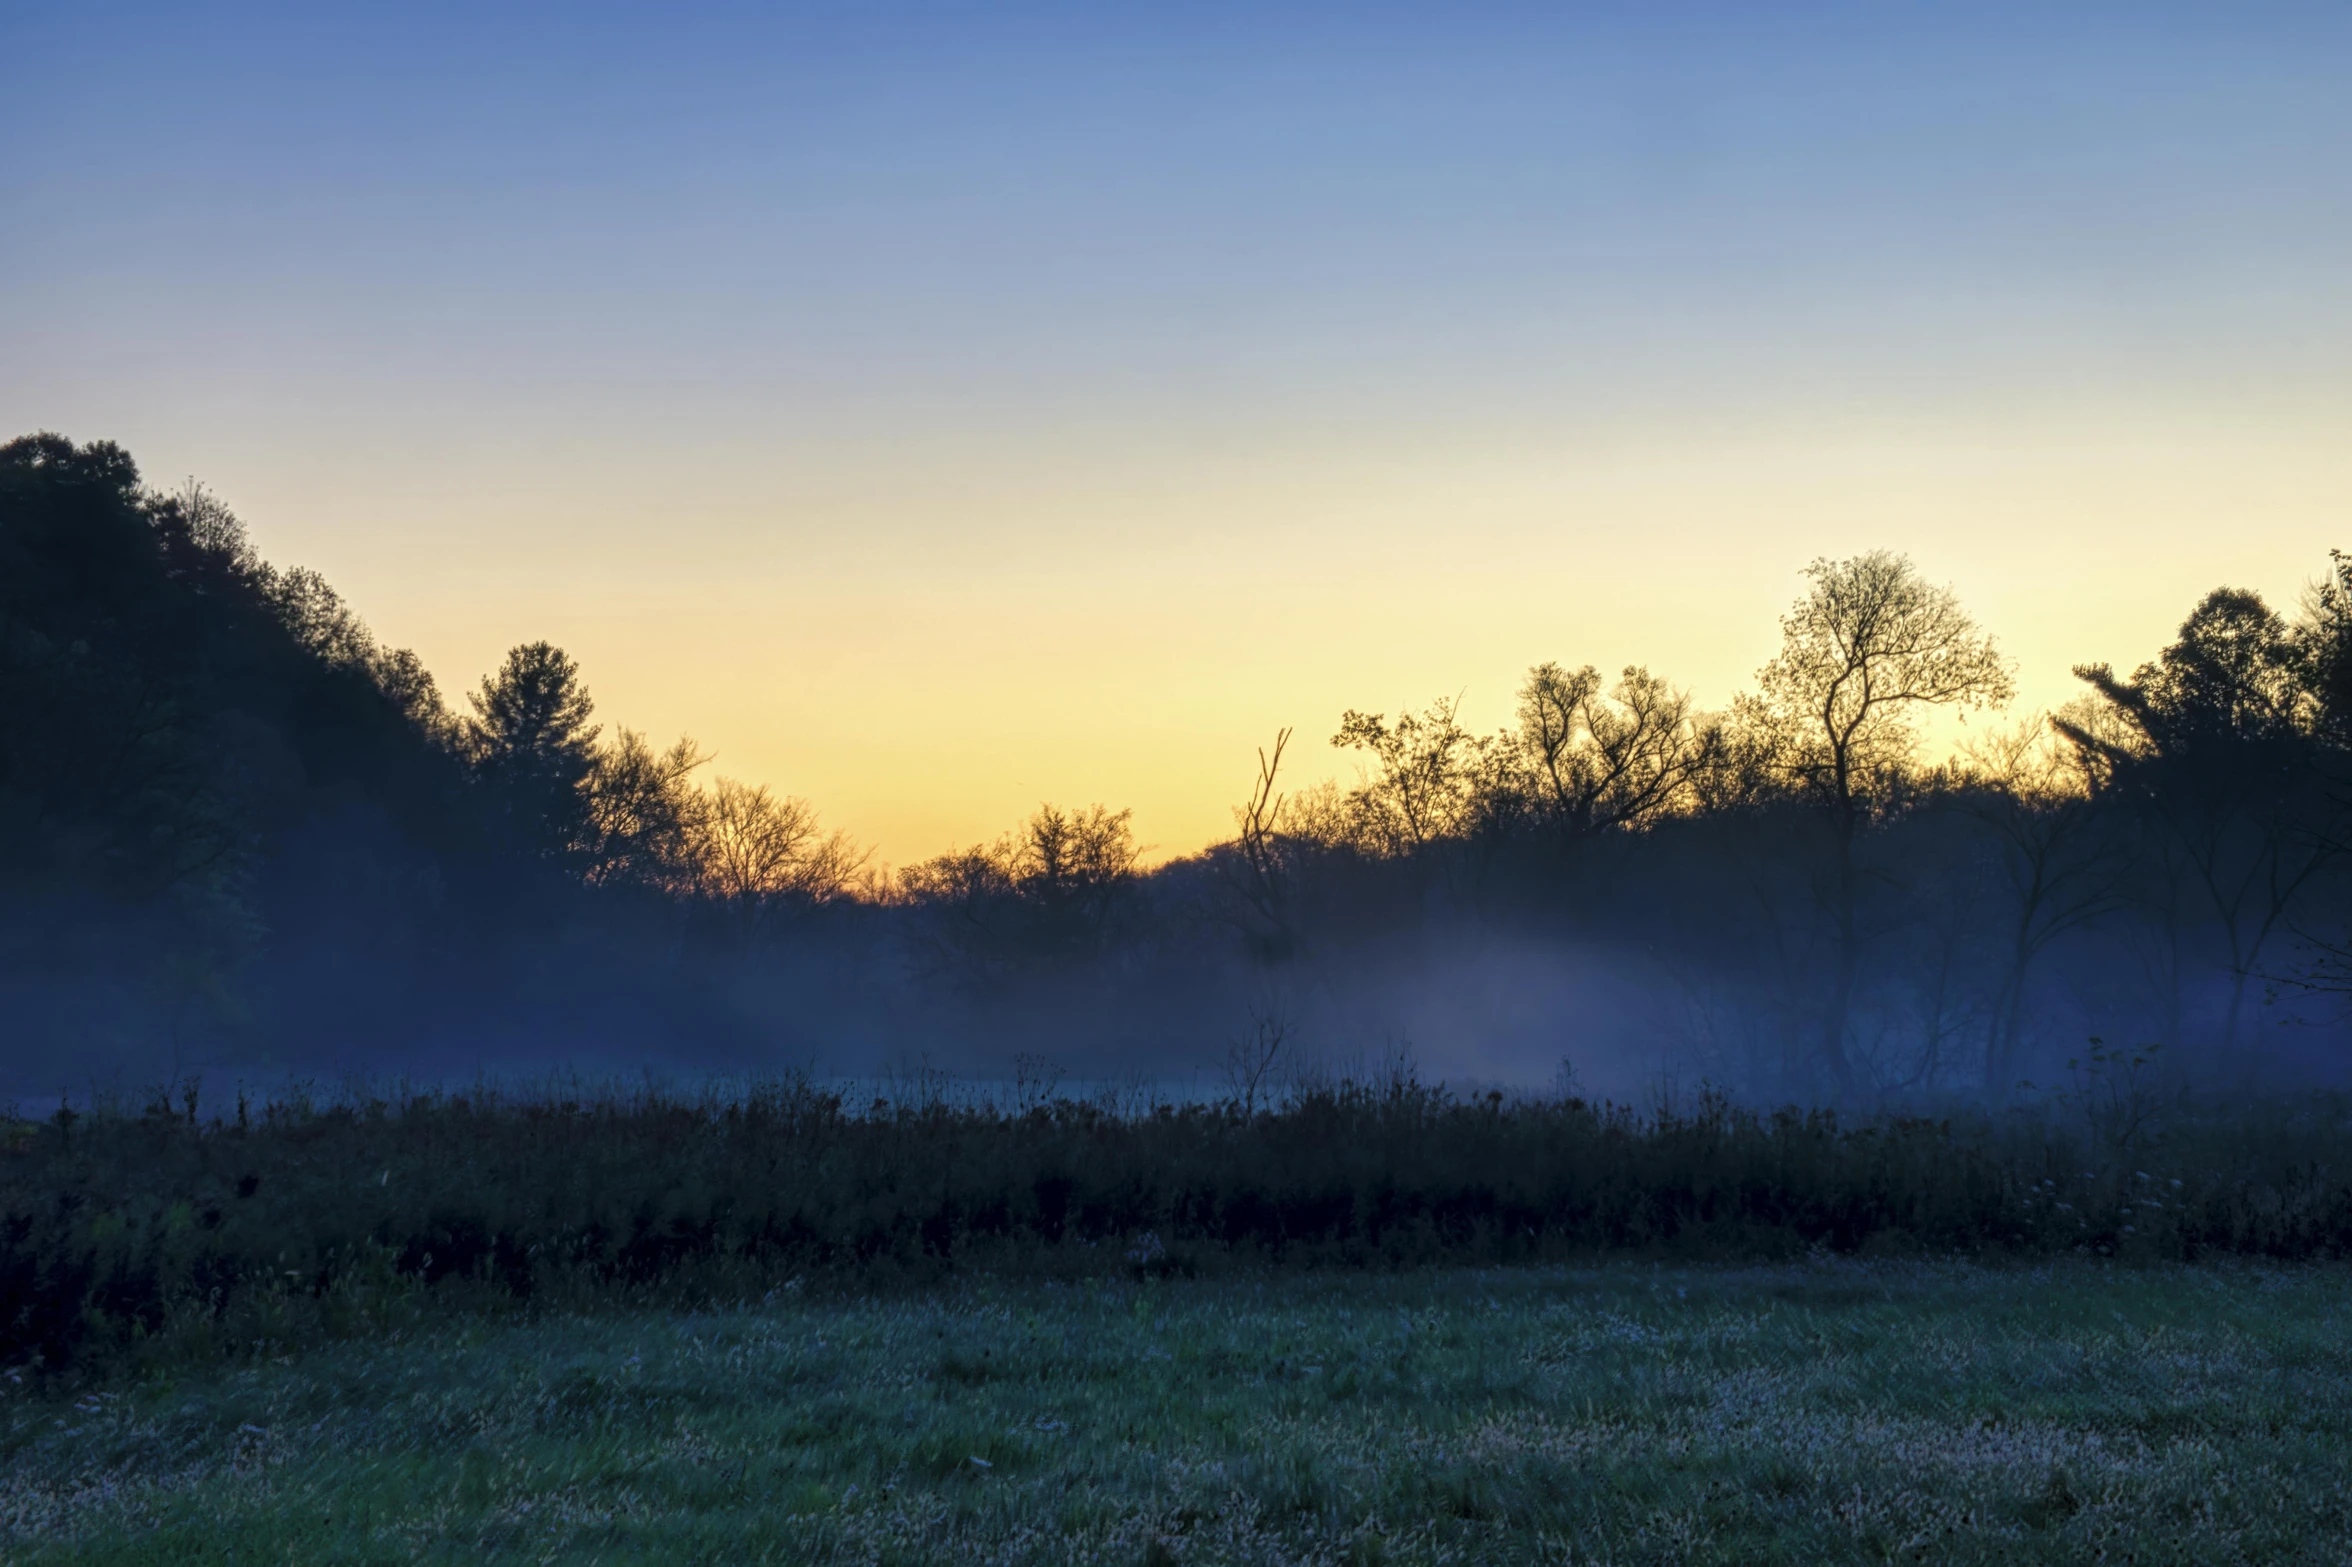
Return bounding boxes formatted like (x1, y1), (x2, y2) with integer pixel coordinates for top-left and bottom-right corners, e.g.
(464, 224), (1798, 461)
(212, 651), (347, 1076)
(9, 1072), (2352, 1378)
(1501, 662), (1702, 841)
(901, 803), (1142, 981)
(466, 640), (602, 867)
(2060, 591), (2346, 1062)
(9, 431), (2352, 1114)
(0, 434), (474, 1031)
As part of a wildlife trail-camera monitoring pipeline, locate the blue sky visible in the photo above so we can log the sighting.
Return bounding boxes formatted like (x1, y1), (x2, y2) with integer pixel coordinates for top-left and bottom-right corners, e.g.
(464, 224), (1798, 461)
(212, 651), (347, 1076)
(8, 3), (2352, 859)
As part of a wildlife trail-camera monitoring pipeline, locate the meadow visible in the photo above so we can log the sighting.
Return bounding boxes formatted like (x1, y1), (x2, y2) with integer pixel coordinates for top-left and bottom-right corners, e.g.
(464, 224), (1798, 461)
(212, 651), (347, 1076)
(7, 1260), (2351, 1563)
(9, 1075), (2352, 1559)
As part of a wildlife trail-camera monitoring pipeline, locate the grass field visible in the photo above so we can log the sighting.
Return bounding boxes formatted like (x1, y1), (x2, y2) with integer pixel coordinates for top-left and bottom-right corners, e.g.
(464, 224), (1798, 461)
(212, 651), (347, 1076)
(6, 1261), (2350, 1564)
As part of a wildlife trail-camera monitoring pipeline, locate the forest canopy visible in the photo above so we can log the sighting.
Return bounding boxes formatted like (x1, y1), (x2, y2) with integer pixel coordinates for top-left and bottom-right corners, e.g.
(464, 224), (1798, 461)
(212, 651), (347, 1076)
(7, 430), (2352, 1104)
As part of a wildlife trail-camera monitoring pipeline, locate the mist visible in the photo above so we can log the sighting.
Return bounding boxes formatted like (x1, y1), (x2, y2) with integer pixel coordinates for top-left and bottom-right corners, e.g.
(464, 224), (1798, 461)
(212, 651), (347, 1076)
(8, 431), (2352, 1110)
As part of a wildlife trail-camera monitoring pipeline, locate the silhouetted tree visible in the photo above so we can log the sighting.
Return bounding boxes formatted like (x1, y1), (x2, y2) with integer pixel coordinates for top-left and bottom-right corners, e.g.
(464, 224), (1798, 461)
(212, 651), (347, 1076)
(582, 728), (708, 891)
(0, 436), (236, 908)
(1332, 698), (1485, 857)
(1014, 803), (1142, 952)
(466, 642), (600, 866)
(2297, 551), (2352, 750)
(901, 802), (1141, 974)
(1219, 728), (1298, 957)
(372, 647), (452, 740)
(23, 424), (2352, 1103)
(1956, 718), (2133, 1095)
(691, 777), (866, 931)
(1506, 662), (1702, 840)
(1750, 552), (2014, 1098)
(2063, 589), (2340, 1062)
(0, 433), (496, 1059)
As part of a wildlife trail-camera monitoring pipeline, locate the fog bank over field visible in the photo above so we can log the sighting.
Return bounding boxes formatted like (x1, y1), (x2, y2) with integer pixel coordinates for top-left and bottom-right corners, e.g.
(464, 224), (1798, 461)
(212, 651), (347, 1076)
(8, 431), (2352, 1108)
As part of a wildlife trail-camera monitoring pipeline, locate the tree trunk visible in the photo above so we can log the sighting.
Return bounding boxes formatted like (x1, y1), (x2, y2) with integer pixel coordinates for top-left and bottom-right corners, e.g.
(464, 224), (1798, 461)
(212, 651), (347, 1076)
(1985, 925), (2035, 1099)
(2223, 964), (2258, 1092)
(1818, 814), (1861, 1105)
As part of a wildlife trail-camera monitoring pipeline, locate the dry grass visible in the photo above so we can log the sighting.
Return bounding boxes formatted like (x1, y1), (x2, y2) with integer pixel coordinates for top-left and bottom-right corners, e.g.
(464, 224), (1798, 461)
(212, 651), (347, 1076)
(14, 1075), (2352, 1380)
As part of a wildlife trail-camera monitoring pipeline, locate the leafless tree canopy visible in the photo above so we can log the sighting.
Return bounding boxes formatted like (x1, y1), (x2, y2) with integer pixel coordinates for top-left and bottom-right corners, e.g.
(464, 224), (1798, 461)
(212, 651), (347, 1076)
(898, 802), (1142, 969)
(1331, 699), (1486, 854)
(690, 777), (869, 920)
(1509, 662), (1703, 836)
(1756, 550), (2016, 817)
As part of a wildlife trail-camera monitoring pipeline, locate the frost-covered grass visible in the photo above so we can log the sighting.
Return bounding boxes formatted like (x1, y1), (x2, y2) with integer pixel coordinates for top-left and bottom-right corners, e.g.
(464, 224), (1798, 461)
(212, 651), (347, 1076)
(8, 1261), (2351, 1563)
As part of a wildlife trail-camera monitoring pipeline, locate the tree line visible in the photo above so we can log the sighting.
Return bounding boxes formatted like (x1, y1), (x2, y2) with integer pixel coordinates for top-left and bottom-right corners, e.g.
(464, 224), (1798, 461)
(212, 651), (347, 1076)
(0, 434), (869, 1068)
(6, 430), (2351, 1101)
(1187, 549), (2352, 1101)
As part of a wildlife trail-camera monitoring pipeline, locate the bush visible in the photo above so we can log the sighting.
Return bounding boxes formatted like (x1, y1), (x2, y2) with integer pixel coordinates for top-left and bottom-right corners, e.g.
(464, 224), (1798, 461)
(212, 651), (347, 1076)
(6, 1072), (2351, 1377)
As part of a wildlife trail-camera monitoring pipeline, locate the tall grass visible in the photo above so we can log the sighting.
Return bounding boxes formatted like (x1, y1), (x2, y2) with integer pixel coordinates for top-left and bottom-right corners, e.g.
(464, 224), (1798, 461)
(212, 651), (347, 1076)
(5, 1066), (2351, 1376)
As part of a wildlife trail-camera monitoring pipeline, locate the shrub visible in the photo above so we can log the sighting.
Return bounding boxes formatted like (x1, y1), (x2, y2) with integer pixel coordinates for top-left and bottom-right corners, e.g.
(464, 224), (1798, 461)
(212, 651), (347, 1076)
(5, 1072), (2350, 1376)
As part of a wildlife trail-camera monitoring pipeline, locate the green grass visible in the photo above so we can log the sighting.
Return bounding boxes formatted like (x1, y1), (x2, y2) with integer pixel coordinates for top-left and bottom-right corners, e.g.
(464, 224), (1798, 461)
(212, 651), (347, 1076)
(8, 1262), (2352, 1563)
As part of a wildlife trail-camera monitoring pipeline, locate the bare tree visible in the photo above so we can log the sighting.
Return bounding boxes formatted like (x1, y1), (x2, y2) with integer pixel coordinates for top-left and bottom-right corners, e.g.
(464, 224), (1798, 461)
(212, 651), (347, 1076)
(1753, 552), (2014, 1099)
(1016, 803), (1142, 944)
(894, 842), (1015, 943)
(1222, 728), (1297, 952)
(160, 478), (261, 580)
(1331, 697), (1485, 855)
(691, 777), (868, 930)
(1221, 997), (1291, 1114)
(1512, 662), (1702, 837)
(1956, 716), (2133, 1095)
(898, 802), (1140, 965)
(1278, 779), (1355, 852)
(582, 728), (709, 890)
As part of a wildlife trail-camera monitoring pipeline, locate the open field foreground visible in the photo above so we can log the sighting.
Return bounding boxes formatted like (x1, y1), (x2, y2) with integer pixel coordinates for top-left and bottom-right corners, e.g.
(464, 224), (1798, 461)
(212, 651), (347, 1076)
(6, 1263), (2350, 1564)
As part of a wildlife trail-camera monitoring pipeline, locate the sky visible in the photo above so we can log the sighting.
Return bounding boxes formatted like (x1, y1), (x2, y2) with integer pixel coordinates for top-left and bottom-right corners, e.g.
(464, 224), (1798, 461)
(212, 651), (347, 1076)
(7, 2), (2352, 866)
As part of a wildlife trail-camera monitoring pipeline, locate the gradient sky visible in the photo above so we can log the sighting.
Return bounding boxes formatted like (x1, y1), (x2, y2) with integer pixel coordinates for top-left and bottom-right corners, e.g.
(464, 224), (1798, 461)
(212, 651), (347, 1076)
(7, 3), (2351, 865)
